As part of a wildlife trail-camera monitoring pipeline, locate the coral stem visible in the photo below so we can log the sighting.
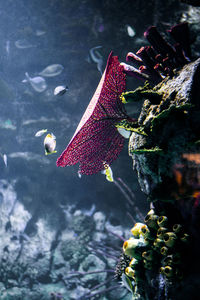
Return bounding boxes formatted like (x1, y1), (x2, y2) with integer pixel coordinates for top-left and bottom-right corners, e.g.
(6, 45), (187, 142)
(64, 269), (115, 279)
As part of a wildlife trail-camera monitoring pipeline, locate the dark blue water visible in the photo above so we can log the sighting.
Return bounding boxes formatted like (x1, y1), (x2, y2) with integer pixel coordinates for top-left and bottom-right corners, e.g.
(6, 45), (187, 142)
(0, 0), (191, 299)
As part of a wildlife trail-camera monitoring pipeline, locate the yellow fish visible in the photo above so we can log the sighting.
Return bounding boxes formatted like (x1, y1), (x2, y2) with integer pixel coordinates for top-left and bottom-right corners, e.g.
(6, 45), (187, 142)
(44, 133), (57, 155)
(101, 163), (114, 182)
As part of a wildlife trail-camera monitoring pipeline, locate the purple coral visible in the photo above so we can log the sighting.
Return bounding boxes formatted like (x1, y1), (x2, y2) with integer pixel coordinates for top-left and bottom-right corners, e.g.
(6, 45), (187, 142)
(57, 52), (131, 175)
(167, 22), (191, 60)
(122, 23), (192, 83)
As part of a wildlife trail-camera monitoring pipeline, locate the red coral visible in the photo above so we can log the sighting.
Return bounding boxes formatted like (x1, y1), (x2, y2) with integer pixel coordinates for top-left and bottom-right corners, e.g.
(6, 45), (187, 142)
(56, 52), (129, 175)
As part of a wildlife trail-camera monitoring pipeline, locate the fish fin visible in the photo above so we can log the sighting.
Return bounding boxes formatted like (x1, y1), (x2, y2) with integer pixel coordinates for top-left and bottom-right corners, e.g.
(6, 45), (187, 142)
(45, 150), (57, 155)
(50, 133), (56, 139)
(101, 170), (106, 175)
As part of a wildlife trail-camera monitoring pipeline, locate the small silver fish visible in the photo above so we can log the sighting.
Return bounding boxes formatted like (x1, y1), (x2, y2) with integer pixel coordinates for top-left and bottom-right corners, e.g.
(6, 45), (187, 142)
(5, 40), (10, 57)
(8, 152), (50, 164)
(89, 46), (103, 74)
(1, 154), (8, 167)
(39, 64), (64, 77)
(35, 129), (48, 137)
(126, 25), (136, 37)
(54, 85), (68, 96)
(23, 72), (47, 93)
(35, 29), (46, 36)
(44, 133), (57, 155)
(15, 39), (36, 49)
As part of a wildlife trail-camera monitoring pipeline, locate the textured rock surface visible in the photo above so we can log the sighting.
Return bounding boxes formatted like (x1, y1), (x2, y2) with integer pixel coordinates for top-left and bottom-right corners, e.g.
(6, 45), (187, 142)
(129, 58), (200, 197)
(126, 53), (200, 300)
(0, 180), (133, 299)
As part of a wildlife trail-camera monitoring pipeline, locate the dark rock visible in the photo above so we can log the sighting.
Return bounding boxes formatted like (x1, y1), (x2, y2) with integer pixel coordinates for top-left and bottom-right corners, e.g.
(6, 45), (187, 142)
(129, 58), (200, 197)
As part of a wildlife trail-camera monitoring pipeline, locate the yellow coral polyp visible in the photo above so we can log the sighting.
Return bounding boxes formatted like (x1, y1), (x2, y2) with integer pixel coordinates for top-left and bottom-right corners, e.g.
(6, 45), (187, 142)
(131, 223), (145, 238)
(140, 225), (150, 238)
(157, 216), (168, 227)
(123, 240), (128, 250)
(160, 246), (168, 256)
(123, 237), (147, 258)
(122, 208), (188, 286)
(144, 212), (158, 229)
(163, 255), (173, 266)
(153, 238), (164, 249)
(129, 258), (138, 268)
(173, 224), (183, 234)
(123, 238), (140, 257)
(125, 266), (135, 279)
(162, 266), (174, 278)
(157, 227), (168, 239)
(163, 232), (177, 247)
(180, 233), (190, 243)
(142, 250), (154, 261)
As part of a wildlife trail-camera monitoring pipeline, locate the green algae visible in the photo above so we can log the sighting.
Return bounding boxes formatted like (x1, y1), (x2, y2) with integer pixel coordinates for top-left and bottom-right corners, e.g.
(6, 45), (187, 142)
(130, 146), (163, 155)
(116, 120), (148, 136)
(150, 103), (194, 130)
(121, 82), (162, 104)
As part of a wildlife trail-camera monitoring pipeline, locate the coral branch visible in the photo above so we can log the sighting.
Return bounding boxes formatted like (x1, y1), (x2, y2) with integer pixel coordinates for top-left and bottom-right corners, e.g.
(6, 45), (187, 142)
(65, 269), (115, 279)
(81, 284), (122, 299)
(123, 23), (193, 84)
(78, 278), (114, 299)
(144, 26), (175, 58)
(168, 22), (191, 60)
(57, 52), (132, 175)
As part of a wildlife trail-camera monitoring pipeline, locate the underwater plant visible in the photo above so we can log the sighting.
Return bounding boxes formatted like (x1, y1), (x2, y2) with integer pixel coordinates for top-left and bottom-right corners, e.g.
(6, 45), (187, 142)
(57, 52), (136, 175)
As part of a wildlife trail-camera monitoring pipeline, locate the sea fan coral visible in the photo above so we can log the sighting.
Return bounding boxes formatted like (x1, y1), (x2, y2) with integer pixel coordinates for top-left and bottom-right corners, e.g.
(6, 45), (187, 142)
(57, 52), (131, 175)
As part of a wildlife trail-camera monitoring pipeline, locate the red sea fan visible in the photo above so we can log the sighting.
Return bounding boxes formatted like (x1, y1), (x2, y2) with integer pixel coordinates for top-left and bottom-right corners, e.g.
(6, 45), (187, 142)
(56, 52), (129, 175)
